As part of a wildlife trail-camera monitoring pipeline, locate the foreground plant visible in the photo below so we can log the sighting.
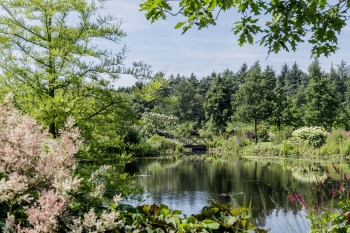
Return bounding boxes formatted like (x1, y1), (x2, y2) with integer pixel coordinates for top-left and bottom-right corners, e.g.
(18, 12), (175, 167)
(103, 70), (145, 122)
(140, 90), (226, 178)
(289, 162), (350, 232)
(123, 200), (270, 233)
(0, 95), (124, 232)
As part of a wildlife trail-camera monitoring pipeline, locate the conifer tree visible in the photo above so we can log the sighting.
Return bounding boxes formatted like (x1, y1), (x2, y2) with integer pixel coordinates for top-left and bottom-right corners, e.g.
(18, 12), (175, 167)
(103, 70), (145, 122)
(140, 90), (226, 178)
(277, 64), (289, 88)
(305, 60), (341, 131)
(262, 65), (277, 90)
(285, 62), (305, 97)
(205, 74), (232, 133)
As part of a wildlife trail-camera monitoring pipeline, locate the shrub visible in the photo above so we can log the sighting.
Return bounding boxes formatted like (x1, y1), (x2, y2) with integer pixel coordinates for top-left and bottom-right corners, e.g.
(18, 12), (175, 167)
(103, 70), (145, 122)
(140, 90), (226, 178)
(140, 112), (178, 138)
(244, 130), (256, 141)
(148, 135), (183, 153)
(207, 136), (224, 148)
(292, 126), (328, 148)
(257, 124), (269, 142)
(270, 128), (294, 145)
(280, 140), (298, 156)
(0, 95), (127, 232)
(222, 136), (252, 155)
(320, 131), (347, 155)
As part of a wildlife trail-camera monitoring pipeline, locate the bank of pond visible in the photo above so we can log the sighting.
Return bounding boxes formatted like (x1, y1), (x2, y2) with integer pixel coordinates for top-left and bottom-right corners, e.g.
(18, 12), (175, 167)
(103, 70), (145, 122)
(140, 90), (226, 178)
(124, 157), (350, 233)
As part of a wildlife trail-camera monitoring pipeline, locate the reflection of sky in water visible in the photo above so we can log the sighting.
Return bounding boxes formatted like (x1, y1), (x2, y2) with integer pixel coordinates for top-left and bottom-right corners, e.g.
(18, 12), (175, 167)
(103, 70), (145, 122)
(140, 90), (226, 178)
(128, 159), (317, 232)
(264, 209), (310, 233)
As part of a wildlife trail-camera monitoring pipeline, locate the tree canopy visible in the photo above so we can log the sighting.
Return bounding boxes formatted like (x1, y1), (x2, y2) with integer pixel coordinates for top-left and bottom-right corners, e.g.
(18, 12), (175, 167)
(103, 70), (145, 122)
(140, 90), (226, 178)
(139, 0), (350, 57)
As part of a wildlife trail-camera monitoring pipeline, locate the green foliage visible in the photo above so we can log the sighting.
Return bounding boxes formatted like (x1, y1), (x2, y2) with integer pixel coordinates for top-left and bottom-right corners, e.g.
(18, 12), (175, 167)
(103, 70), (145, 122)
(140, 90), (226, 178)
(257, 124), (269, 142)
(320, 131), (350, 155)
(270, 128), (294, 145)
(280, 140), (298, 156)
(163, 74), (204, 123)
(198, 129), (214, 138)
(271, 82), (303, 130)
(289, 163), (350, 232)
(140, 112), (178, 138)
(174, 121), (199, 137)
(222, 136), (252, 156)
(0, 0), (174, 160)
(121, 200), (268, 233)
(148, 135), (183, 154)
(292, 126), (328, 148)
(235, 62), (274, 144)
(205, 75), (233, 133)
(305, 60), (341, 131)
(139, 0), (348, 57)
(207, 136), (224, 148)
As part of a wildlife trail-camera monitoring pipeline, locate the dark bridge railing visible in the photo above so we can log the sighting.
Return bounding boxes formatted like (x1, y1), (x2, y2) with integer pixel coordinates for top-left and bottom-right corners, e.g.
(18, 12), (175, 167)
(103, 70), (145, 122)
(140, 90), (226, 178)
(173, 136), (212, 148)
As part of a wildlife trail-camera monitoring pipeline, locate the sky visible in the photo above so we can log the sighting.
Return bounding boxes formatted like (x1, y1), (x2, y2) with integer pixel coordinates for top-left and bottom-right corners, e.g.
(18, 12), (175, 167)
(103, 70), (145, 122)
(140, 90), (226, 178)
(105, 1), (350, 87)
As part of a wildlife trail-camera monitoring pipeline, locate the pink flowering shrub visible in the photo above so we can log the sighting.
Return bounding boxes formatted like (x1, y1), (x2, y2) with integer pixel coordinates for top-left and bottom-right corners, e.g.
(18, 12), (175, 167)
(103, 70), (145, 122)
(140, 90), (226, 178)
(0, 95), (124, 232)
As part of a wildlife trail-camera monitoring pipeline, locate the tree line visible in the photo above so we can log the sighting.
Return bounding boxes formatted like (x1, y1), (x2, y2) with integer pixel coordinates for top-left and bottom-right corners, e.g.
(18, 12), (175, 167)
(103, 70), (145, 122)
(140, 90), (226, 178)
(120, 59), (350, 144)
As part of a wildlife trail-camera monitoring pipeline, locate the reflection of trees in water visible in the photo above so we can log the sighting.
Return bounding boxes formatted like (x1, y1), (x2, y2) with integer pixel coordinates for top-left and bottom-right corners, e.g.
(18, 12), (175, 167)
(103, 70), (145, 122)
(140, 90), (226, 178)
(127, 158), (350, 228)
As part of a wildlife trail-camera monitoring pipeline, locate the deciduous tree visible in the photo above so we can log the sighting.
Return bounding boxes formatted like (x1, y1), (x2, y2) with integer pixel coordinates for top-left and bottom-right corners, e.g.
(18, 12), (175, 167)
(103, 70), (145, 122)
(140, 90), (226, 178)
(235, 62), (274, 144)
(0, 0), (158, 155)
(139, 0), (348, 56)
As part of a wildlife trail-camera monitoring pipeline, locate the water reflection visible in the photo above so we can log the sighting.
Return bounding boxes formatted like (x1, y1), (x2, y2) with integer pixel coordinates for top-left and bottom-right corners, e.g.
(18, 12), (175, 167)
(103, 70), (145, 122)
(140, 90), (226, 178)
(126, 158), (326, 232)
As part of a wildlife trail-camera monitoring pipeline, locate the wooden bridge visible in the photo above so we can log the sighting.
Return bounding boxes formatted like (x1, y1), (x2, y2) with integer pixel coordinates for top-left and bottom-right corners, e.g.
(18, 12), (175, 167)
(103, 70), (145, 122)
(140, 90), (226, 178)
(173, 136), (212, 152)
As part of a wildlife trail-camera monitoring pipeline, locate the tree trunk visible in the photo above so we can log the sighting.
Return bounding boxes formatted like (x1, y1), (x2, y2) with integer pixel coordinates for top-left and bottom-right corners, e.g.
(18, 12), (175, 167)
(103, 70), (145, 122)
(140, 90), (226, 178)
(254, 119), (258, 145)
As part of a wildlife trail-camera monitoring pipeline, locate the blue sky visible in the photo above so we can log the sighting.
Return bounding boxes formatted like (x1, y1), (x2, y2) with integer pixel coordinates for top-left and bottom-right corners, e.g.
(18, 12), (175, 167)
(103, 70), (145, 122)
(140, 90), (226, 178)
(108, 1), (350, 87)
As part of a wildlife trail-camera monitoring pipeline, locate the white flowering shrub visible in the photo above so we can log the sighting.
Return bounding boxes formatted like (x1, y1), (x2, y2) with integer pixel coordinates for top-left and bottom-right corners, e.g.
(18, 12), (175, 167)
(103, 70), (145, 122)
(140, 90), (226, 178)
(0, 95), (124, 232)
(292, 126), (328, 148)
(140, 112), (178, 138)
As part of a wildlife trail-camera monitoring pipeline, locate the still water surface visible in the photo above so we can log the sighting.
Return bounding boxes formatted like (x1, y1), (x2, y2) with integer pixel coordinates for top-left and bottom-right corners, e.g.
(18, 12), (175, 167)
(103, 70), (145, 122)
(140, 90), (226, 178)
(125, 157), (336, 232)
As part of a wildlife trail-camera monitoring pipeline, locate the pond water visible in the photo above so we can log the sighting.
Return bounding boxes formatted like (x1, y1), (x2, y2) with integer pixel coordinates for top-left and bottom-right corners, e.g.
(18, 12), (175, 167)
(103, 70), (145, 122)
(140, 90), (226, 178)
(125, 157), (348, 233)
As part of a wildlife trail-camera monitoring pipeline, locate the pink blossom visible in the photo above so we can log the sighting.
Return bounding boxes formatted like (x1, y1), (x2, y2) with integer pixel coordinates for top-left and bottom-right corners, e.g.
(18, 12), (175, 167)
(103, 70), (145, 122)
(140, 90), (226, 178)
(0, 172), (28, 202)
(21, 191), (66, 233)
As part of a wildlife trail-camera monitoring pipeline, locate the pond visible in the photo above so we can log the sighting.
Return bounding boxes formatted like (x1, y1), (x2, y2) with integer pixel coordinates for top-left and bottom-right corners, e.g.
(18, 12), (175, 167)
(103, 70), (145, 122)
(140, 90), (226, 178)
(125, 156), (349, 233)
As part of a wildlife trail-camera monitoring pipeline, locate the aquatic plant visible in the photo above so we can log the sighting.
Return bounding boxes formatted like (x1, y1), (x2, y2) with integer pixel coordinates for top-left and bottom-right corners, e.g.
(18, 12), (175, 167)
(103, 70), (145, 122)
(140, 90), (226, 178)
(289, 162), (350, 232)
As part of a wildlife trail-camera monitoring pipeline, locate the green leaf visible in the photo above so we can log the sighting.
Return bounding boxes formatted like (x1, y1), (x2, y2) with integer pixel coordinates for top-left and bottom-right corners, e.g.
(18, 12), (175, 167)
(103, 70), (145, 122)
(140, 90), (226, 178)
(238, 34), (246, 46)
(175, 21), (186, 29)
(209, 207), (219, 214)
(187, 216), (198, 224)
(202, 219), (220, 229)
(230, 207), (246, 216)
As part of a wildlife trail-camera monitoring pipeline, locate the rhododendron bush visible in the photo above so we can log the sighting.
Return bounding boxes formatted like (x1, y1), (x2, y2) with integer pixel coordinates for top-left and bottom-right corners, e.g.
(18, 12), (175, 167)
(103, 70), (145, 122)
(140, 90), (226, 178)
(0, 95), (124, 232)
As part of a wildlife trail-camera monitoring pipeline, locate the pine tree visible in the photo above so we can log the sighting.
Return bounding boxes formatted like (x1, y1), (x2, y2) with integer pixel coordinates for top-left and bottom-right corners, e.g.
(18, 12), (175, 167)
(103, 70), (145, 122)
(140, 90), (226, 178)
(277, 63), (289, 87)
(262, 65), (277, 90)
(305, 60), (341, 131)
(285, 62), (305, 97)
(236, 63), (248, 86)
(205, 75), (232, 133)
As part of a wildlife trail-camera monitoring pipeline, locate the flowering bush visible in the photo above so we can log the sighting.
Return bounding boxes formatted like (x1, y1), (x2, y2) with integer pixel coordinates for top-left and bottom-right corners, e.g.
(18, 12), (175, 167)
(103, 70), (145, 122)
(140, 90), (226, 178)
(0, 94), (124, 232)
(292, 126), (328, 148)
(140, 112), (178, 138)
